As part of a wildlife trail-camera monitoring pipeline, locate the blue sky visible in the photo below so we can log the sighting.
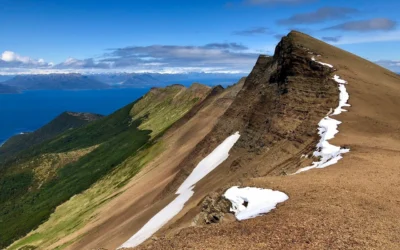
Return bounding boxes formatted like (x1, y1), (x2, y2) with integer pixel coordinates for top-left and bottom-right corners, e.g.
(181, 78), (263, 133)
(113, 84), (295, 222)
(0, 0), (399, 74)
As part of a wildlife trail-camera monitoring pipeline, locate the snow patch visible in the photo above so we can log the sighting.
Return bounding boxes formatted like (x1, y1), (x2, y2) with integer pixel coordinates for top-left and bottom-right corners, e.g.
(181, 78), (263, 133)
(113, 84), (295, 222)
(224, 186), (288, 221)
(118, 188), (194, 249)
(296, 63), (351, 174)
(177, 132), (241, 194)
(312, 56), (333, 68)
(333, 75), (351, 115)
(118, 132), (241, 249)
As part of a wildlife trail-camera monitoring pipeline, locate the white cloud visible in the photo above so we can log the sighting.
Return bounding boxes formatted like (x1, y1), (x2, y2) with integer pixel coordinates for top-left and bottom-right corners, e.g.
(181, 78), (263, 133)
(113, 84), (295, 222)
(1, 51), (36, 64)
(1, 51), (18, 62)
(1, 50), (50, 67)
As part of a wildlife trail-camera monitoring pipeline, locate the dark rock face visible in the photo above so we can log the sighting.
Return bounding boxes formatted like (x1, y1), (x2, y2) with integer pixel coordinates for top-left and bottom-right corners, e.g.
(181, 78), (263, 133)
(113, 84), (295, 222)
(160, 32), (339, 197)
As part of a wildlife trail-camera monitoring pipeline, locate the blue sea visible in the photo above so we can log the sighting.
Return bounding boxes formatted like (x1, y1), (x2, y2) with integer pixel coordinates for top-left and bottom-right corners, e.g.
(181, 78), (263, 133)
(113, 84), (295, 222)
(0, 88), (150, 145)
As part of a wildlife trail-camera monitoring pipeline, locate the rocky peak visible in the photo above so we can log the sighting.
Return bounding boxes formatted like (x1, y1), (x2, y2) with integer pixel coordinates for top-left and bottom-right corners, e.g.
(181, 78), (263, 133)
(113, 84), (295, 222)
(161, 31), (341, 195)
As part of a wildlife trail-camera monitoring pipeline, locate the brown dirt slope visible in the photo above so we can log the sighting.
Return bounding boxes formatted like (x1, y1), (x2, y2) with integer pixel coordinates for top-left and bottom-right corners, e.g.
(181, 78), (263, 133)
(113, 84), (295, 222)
(60, 81), (245, 250)
(132, 31), (400, 249)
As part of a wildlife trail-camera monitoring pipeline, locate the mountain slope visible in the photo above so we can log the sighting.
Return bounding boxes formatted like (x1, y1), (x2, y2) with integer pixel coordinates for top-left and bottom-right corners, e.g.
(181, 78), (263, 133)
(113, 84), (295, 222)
(129, 32), (400, 249)
(0, 112), (103, 161)
(0, 83), (19, 93)
(7, 31), (400, 250)
(7, 80), (244, 250)
(59, 31), (399, 250)
(131, 83), (211, 137)
(0, 103), (150, 249)
(1, 84), (210, 249)
(3, 73), (110, 90)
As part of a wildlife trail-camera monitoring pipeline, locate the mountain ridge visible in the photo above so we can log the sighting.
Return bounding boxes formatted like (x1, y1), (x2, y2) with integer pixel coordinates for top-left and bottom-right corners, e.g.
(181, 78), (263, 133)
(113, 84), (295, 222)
(5, 31), (400, 250)
(129, 31), (400, 250)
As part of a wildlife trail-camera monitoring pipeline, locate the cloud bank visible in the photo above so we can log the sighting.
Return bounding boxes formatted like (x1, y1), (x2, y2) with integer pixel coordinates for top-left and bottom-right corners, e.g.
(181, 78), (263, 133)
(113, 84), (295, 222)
(0, 42), (262, 74)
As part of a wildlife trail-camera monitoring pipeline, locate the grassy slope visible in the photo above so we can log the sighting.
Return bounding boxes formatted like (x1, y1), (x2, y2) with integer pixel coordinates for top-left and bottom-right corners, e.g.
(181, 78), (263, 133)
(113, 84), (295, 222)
(0, 112), (103, 162)
(5, 84), (209, 249)
(131, 84), (210, 137)
(8, 141), (164, 250)
(0, 102), (151, 248)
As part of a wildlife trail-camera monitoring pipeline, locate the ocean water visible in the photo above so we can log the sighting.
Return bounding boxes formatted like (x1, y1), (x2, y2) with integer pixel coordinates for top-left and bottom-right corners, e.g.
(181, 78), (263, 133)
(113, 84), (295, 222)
(0, 88), (150, 145)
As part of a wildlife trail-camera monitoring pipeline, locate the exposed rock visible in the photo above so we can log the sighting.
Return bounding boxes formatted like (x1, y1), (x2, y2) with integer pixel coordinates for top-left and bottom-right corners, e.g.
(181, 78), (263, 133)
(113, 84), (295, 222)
(160, 30), (339, 197)
(193, 192), (232, 225)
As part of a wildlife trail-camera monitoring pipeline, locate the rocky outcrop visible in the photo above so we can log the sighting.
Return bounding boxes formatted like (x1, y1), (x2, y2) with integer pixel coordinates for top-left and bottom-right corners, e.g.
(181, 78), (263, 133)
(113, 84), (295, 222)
(160, 31), (339, 197)
(192, 192), (233, 225)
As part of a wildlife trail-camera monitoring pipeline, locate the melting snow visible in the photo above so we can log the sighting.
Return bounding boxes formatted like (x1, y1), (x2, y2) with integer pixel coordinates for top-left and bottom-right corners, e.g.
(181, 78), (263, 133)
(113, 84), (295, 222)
(296, 62), (351, 174)
(333, 75), (351, 115)
(312, 56), (333, 68)
(224, 186), (288, 221)
(118, 132), (241, 249)
(118, 188), (194, 249)
(177, 132), (241, 194)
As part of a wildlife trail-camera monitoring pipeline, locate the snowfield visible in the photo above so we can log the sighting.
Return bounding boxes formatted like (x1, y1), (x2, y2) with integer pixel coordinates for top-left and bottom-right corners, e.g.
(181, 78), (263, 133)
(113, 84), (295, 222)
(224, 186), (288, 221)
(118, 132), (241, 249)
(296, 60), (351, 174)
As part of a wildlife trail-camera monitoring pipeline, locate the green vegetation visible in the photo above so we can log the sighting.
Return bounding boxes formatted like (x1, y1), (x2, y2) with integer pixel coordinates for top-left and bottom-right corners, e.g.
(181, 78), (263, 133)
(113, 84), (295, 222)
(0, 112), (103, 163)
(0, 102), (150, 248)
(131, 84), (209, 137)
(8, 141), (165, 250)
(0, 171), (34, 204)
(3, 84), (210, 249)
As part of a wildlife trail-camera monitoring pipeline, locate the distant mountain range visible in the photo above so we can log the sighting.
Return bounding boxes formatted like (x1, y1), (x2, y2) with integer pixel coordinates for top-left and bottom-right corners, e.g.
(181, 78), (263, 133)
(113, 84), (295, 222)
(0, 75), (13, 82)
(90, 72), (244, 87)
(0, 72), (244, 94)
(0, 83), (19, 94)
(1, 73), (110, 91)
